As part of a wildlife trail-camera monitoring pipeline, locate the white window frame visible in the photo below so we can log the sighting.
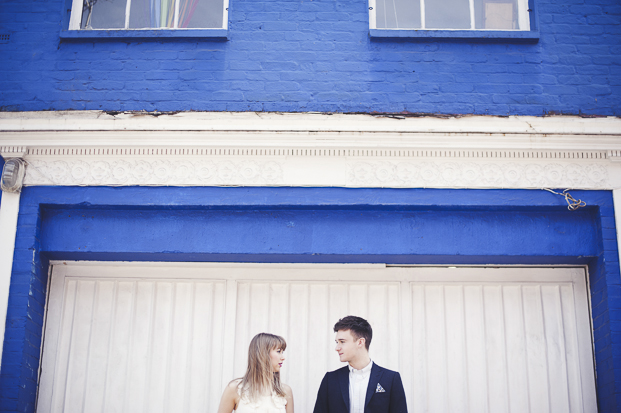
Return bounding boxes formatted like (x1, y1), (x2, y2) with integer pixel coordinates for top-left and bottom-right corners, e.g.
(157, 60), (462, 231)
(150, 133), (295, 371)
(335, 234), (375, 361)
(368, 0), (530, 31)
(67, 0), (229, 30)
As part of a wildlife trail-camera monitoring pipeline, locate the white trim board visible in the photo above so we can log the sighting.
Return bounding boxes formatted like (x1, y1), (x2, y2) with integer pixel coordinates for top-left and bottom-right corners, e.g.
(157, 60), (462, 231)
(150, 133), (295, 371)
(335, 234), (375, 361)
(38, 262), (597, 413)
(1, 111), (620, 189)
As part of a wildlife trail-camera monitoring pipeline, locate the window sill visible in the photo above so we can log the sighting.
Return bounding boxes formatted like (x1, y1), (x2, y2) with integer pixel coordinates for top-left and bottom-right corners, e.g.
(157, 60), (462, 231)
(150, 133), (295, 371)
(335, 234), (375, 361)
(369, 29), (539, 42)
(59, 29), (228, 39)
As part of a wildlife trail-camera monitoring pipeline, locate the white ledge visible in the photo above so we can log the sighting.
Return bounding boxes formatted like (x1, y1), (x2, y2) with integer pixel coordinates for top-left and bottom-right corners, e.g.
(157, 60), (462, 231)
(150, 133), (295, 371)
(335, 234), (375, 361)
(1, 111), (620, 135)
(1, 111), (620, 190)
(1, 112), (620, 154)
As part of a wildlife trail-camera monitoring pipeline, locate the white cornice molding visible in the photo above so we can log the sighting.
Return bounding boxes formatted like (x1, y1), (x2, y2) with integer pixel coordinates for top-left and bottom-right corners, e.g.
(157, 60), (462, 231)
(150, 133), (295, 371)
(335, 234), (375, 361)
(1, 111), (620, 189)
(1, 111), (620, 134)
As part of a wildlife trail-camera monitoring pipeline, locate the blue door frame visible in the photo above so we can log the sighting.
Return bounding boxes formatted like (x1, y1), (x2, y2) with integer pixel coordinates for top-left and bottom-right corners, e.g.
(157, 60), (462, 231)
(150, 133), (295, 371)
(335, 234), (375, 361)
(0, 186), (619, 412)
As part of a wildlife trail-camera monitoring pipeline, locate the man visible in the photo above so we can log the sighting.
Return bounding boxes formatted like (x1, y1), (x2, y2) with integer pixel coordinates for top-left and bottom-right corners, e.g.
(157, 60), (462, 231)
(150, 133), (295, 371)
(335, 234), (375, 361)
(313, 316), (408, 413)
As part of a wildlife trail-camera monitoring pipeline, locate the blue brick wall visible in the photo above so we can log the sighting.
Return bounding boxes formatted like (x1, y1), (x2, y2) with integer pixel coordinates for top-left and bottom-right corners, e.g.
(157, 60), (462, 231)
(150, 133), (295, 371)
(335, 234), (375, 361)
(0, 0), (619, 115)
(0, 196), (45, 413)
(1, 187), (620, 411)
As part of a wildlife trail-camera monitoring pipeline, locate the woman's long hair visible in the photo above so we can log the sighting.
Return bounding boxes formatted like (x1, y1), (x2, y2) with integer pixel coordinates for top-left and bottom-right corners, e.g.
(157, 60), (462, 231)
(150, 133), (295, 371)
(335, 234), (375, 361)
(239, 333), (287, 401)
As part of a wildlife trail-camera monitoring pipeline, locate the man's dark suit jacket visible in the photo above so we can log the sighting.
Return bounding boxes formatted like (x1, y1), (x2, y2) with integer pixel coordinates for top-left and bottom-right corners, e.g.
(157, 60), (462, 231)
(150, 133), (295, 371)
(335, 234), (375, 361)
(312, 363), (408, 413)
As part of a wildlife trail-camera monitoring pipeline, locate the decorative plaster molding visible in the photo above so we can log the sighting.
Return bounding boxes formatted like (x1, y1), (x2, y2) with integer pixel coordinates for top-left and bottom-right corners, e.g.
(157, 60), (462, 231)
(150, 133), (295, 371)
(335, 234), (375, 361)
(1, 146), (26, 159)
(346, 161), (609, 189)
(13, 146), (610, 160)
(22, 156), (613, 189)
(24, 159), (284, 186)
(3, 111), (621, 189)
(608, 150), (621, 162)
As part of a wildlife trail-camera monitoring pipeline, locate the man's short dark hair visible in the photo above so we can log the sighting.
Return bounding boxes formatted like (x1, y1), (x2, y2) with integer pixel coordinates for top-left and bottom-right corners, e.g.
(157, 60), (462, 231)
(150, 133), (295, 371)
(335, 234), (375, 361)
(334, 315), (372, 350)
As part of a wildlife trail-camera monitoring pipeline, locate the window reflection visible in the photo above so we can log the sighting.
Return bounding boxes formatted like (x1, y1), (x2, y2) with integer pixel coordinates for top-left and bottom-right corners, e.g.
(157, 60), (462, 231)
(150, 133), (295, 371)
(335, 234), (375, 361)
(80, 0), (224, 29)
(426, 0), (471, 29)
(375, 0), (523, 30)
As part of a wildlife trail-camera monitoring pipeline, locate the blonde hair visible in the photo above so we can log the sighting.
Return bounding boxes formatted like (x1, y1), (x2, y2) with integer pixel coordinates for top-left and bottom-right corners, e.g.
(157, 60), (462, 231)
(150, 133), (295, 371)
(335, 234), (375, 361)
(238, 333), (287, 401)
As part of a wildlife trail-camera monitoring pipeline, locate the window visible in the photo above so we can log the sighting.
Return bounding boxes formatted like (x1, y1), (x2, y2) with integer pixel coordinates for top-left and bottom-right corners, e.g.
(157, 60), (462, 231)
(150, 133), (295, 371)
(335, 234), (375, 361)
(63, 0), (228, 37)
(369, 0), (537, 39)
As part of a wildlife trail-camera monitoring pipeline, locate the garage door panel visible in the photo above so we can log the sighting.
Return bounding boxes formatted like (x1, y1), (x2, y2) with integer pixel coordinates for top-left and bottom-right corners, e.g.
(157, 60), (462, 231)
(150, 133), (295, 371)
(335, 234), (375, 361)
(423, 285), (449, 412)
(409, 285), (427, 413)
(38, 264), (597, 413)
(286, 283), (311, 409)
(444, 285), (468, 413)
(40, 277), (227, 413)
(64, 279), (97, 413)
(189, 281), (226, 413)
(522, 285), (551, 413)
(125, 281), (155, 413)
(167, 282), (194, 412)
(47, 279), (76, 413)
(559, 283), (585, 413)
(503, 285), (530, 413)
(483, 285), (510, 413)
(146, 281), (173, 413)
(410, 281), (592, 413)
(368, 283), (401, 369)
(463, 285), (488, 413)
(541, 285), (571, 413)
(104, 281), (134, 413)
(327, 284), (347, 336)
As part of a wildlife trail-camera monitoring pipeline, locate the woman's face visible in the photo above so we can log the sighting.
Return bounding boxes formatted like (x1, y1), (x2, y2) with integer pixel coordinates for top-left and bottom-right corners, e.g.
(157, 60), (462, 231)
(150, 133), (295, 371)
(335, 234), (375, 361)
(269, 347), (285, 372)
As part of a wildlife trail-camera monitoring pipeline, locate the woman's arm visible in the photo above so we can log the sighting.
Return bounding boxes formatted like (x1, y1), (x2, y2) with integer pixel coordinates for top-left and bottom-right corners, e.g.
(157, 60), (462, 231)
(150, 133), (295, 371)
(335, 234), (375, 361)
(283, 384), (295, 413)
(216, 380), (240, 413)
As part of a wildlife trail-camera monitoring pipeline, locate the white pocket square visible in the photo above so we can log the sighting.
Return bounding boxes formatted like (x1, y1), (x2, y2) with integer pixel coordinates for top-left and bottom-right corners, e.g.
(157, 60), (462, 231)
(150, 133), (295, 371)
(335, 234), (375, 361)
(376, 383), (385, 393)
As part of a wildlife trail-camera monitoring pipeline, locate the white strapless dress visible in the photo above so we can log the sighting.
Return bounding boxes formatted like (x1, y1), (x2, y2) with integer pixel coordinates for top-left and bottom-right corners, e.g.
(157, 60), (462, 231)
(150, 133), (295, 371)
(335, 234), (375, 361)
(235, 387), (287, 413)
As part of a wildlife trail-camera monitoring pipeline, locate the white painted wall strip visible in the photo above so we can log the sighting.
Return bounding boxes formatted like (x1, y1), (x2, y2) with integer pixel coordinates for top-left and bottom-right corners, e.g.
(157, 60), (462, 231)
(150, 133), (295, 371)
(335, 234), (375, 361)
(0, 191), (20, 369)
(614, 189), (621, 284)
(1, 111), (620, 136)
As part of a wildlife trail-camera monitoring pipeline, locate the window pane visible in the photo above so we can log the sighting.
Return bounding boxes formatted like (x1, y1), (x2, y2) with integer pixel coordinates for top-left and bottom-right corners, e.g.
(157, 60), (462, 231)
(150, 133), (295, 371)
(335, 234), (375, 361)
(376, 0), (421, 29)
(129, 0), (172, 28)
(182, 0), (223, 29)
(81, 0), (126, 29)
(474, 0), (518, 29)
(128, 0), (223, 29)
(425, 0), (471, 29)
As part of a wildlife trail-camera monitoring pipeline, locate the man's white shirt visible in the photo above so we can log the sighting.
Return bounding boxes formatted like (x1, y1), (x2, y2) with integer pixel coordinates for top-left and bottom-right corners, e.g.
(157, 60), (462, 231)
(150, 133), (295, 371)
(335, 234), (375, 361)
(349, 360), (373, 413)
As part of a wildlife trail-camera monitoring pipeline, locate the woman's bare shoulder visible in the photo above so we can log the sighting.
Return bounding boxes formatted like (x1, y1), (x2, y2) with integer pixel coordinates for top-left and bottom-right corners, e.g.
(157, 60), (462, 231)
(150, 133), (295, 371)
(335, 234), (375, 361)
(227, 378), (242, 389)
(281, 383), (293, 395)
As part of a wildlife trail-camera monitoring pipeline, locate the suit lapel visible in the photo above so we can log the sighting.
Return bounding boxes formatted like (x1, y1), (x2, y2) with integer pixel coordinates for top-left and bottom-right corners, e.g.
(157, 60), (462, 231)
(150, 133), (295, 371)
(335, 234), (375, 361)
(365, 363), (383, 409)
(339, 366), (350, 412)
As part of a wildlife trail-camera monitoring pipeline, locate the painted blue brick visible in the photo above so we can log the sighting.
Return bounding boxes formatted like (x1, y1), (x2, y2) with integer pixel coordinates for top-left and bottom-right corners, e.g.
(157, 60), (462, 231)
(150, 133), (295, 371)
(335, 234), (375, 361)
(243, 12), (280, 21)
(1, 0), (620, 114)
(262, 21), (298, 31)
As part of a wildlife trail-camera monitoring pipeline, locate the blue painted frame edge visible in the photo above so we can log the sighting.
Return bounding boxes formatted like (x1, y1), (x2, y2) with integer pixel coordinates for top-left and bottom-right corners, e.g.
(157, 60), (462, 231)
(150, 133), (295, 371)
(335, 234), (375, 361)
(1, 187), (620, 412)
(369, 29), (539, 41)
(369, 0), (539, 42)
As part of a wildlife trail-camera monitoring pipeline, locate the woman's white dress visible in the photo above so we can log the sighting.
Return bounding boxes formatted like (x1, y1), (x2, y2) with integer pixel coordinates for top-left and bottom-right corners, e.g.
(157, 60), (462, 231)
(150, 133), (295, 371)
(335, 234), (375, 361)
(235, 386), (287, 413)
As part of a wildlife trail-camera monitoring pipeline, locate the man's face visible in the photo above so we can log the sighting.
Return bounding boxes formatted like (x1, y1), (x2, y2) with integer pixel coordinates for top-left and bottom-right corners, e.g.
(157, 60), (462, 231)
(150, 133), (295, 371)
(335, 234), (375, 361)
(335, 329), (364, 363)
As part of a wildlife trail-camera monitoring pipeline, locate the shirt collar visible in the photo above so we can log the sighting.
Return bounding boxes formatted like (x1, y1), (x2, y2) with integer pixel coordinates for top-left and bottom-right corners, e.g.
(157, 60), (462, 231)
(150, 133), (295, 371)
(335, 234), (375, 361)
(349, 360), (373, 374)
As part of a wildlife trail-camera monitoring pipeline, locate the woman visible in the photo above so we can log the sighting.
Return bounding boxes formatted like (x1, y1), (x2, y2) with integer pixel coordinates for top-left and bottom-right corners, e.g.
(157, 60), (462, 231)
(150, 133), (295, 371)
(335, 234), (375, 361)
(217, 333), (295, 413)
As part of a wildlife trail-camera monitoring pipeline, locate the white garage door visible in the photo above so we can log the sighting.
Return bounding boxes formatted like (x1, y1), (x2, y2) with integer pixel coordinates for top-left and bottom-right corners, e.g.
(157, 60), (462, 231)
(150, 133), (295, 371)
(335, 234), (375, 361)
(37, 263), (597, 413)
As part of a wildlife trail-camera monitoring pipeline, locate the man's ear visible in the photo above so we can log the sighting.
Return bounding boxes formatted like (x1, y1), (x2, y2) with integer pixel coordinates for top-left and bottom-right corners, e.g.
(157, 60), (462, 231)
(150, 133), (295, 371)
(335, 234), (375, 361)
(358, 338), (365, 348)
